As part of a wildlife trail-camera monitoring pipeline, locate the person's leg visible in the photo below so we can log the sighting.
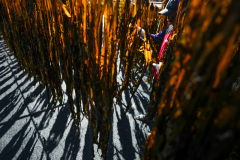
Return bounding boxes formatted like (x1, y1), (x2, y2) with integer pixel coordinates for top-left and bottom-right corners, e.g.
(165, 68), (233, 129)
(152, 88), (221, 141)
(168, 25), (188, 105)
(150, 78), (157, 102)
(134, 78), (157, 121)
(147, 78), (157, 120)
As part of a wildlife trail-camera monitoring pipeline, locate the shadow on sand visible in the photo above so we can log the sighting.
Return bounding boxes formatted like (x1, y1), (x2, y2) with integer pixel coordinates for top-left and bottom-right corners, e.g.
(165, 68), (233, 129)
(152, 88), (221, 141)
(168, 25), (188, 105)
(0, 37), (152, 160)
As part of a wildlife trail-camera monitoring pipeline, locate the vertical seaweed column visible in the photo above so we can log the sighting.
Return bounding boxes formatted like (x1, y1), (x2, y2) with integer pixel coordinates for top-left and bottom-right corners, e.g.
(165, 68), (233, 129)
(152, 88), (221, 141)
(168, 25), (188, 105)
(0, 0), (162, 159)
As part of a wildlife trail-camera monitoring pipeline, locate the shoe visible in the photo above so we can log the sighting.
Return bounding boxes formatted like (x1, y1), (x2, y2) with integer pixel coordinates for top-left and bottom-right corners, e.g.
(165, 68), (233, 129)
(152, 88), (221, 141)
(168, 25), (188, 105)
(131, 104), (136, 110)
(134, 114), (146, 121)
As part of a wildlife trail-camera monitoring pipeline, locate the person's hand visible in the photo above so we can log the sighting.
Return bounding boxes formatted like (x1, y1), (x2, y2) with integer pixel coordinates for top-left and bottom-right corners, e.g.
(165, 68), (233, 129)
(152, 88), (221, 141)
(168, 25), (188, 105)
(129, 23), (141, 31)
(128, 23), (145, 40)
(153, 62), (163, 73)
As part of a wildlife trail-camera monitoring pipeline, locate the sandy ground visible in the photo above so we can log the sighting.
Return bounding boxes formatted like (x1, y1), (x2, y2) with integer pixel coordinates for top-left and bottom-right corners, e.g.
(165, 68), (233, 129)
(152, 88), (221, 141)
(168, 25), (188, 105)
(0, 35), (154, 160)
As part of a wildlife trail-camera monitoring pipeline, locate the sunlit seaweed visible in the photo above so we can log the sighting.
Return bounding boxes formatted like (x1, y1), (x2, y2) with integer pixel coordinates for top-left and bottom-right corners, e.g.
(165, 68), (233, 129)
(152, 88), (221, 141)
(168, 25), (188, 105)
(2, 0), (238, 159)
(0, 0), (162, 158)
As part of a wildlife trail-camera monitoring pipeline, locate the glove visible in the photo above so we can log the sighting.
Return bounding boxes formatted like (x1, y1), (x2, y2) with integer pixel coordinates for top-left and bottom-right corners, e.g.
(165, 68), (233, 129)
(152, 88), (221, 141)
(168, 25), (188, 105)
(129, 23), (145, 40)
(153, 62), (163, 74)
